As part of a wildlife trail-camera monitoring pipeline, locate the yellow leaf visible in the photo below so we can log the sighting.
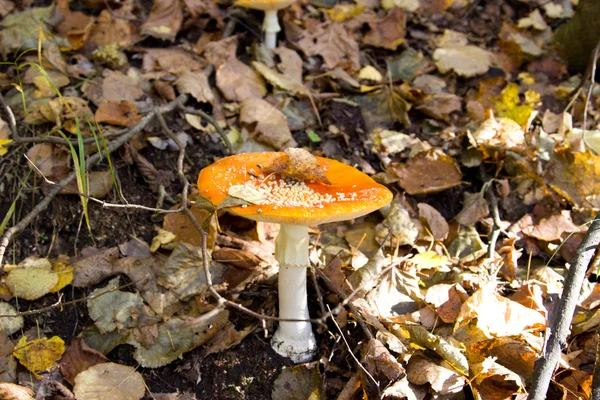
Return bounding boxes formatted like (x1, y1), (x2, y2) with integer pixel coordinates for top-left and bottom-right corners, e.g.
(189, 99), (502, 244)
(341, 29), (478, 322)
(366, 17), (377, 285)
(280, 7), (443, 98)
(150, 228), (177, 252)
(13, 336), (65, 378)
(49, 261), (73, 292)
(327, 4), (364, 22)
(0, 139), (12, 156)
(411, 251), (451, 271)
(493, 83), (533, 128)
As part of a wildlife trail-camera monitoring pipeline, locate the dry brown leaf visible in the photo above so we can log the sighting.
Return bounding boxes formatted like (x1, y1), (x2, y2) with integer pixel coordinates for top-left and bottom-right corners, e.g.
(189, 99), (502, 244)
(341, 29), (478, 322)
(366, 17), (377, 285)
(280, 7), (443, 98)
(73, 362), (145, 400)
(56, 0), (95, 50)
(142, 48), (203, 75)
(0, 332), (16, 383)
(425, 283), (469, 323)
(60, 338), (109, 385)
(361, 338), (405, 382)
(72, 247), (120, 287)
(239, 98), (296, 150)
(88, 10), (138, 48)
(454, 192), (489, 226)
(0, 383), (34, 400)
(0, 0), (15, 17)
(522, 210), (578, 242)
(363, 7), (406, 51)
(273, 47), (303, 83)
(415, 93), (462, 121)
(263, 148), (330, 184)
(434, 45), (492, 78)
(390, 150), (462, 195)
(202, 36), (238, 67)
(26, 143), (70, 182)
(182, 0), (224, 24)
(95, 101), (141, 127)
(212, 248), (261, 270)
(418, 203), (449, 240)
(545, 149), (600, 209)
(175, 70), (214, 103)
(252, 61), (310, 97)
(406, 354), (465, 394)
(293, 22), (360, 71)
(271, 363), (322, 400)
(456, 283), (546, 338)
(141, 0), (183, 41)
(216, 58), (267, 102)
(203, 322), (255, 357)
(102, 70), (145, 104)
(162, 203), (214, 248)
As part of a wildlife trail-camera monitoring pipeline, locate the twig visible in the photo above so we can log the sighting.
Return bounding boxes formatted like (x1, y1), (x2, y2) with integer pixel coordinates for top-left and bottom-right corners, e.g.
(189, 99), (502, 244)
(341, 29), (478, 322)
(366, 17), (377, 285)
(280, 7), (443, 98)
(24, 154), (183, 214)
(180, 106), (233, 154)
(529, 213), (600, 399)
(0, 94), (189, 269)
(0, 92), (18, 139)
(314, 266), (374, 340)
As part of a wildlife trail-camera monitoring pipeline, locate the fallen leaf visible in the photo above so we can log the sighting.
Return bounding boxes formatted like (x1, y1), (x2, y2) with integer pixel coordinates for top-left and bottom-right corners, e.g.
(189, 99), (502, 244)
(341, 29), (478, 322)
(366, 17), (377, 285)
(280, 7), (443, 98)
(143, 48), (203, 75)
(364, 7), (406, 51)
(271, 363), (322, 400)
(293, 21), (360, 71)
(175, 70), (214, 103)
(212, 248), (261, 269)
(425, 283), (469, 323)
(130, 311), (228, 367)
(415, 93), (462, 121)
(518, 9), (549, 31)
(141, 0), (183, 41)
(252, 61), (310, 96)
(216, 58), (267, 102)
(0, 333), (17, 383)
(239, 98), (297, 150)
(203, 322), (255, 357)
(381, 0), (419, 11)
(493, 83), (534, 128)
(433, 46), (492, 78)
(361, 338), (405, 382)
(0, 302), (23, 335)
(545, 149), (600, 209)
(59, 338), (109, 385)
(406, 354), (465, 394)
(263, 148), (330, 184)
(522, 210), (578, 242)
(95, 101), (142, 127)
(73, 362), (145, 400)
(454, 192), (489, 226)
(102, 70), (145, 105)
(88, 10), (138, 48)
(390, 150), (463, 195)
(87, 277), (150, 333)
(0, 383), (34, 400)
(418, 203), (449, 240)
(5, 265), (59, 301)
(376, 201), (418, 246)
(0, 6), (59, 57)
(13, 336), (65, 378)
(72, 247), (119, 288)
(472, 116), (526, 153)
(273, 47), (304, 83)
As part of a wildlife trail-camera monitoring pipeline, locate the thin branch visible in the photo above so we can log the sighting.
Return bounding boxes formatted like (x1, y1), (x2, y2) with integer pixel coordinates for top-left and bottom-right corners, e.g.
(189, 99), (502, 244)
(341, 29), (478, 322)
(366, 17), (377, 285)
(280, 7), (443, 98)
(529, 213), (600, 399)
(0, 91), (18, 139)
(0, 94), (189, 269)
(24, 154), (183, 214)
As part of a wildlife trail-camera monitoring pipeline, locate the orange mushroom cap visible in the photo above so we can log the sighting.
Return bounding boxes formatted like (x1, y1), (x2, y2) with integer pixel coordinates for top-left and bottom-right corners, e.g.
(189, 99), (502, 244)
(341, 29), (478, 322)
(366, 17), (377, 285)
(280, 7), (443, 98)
(234, 0), (297, 11)
(197, 152), (393, 226)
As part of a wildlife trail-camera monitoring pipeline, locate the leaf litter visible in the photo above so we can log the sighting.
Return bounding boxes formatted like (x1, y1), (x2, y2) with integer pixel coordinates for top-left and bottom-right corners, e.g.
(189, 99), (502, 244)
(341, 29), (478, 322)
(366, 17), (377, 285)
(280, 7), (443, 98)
(0, 0), (599, 398)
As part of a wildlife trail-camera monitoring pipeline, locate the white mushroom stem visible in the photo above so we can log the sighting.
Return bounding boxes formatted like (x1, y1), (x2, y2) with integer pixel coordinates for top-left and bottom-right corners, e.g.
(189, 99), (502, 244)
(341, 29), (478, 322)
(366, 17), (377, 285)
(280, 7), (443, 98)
(262, 9), (281, 49)
(271, 224), (317, 363)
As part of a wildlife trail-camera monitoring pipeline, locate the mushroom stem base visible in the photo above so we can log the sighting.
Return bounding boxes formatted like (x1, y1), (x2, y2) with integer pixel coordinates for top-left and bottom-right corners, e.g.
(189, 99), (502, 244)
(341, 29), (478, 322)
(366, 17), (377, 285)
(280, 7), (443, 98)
(272, 225), (317, 363)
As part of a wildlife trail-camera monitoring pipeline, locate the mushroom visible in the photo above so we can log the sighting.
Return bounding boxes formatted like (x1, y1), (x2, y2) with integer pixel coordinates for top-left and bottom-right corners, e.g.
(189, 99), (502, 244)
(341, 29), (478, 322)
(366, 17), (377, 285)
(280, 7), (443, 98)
(234, 0), (296, 49)
(197, 150), (392, 363)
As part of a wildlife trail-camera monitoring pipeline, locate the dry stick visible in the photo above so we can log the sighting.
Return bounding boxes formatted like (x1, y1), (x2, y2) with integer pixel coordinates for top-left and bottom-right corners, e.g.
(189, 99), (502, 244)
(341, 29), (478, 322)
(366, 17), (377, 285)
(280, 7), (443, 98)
(24, 154), (183, 214)
(529, 212), (600, 399)
(314, 266), (374, 341)
(0, 92), (18, 139)
(0, 94), (189, 269)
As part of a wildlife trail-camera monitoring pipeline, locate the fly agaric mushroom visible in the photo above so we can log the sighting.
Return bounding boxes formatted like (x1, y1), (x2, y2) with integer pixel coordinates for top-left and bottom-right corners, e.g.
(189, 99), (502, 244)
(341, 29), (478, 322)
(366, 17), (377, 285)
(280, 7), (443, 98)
(234, 0), (296, 49)
(198, 149), (392, 363)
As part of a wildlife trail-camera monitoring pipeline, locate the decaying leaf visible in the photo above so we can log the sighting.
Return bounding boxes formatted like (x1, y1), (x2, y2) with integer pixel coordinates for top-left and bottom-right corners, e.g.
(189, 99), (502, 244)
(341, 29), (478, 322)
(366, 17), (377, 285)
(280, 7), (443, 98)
(13, 336), (65, 378)
(0, 302), (23, 335)
(376, 201), (418, 246)
(175, 70), (215, 103)
(73, 362), (145, 400)
(216, 58), (267, 102)
(95, 101), (142, 127)
(363, 7), (406, 51)
(521, 210), (578, 242)
(263, 148), (330, 184)
(361, 338), (405, 382)
(545, 149), (600, 209)
(433, 45), (492, 78)
(239, 98), (297, 150)
(141, 0), (183, 41)
(5, 258), (59, 301)
(72, 247), (119, 288)
(390, 150), (462, 195)
(129, 311), (228, 367)
(60, 338), (109, 385)
(0, 383), (34, 400)
(418, 203), (449, 240)
(406, 354), (465, 394)
(252, 61), (310, 97)
(271, 363), (322, 400)
(454, 192), (489, 226)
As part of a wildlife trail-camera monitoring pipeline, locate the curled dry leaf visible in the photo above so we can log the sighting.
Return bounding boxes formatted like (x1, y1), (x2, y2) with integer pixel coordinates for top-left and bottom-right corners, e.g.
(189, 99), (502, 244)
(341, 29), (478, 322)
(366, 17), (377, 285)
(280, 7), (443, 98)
(0, 383), (35, 400)
(141, 0), (183, 41)
(73, 362), (145, 400)
(425, 283), (469, 323)
(263, 148), (330, 184)
(60, 338), (109, 385)
(95, 100), (141, 127)
(175, 70), (214, 103)
(361, 338), (405, 382)
(13, 336), (65, 378)
(252, 61), (310, 97)
(239, 98), (296, 150)
(418, 203), (449, 240)
(363, 7), (406, 51)
(521, 210), (578, 242)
